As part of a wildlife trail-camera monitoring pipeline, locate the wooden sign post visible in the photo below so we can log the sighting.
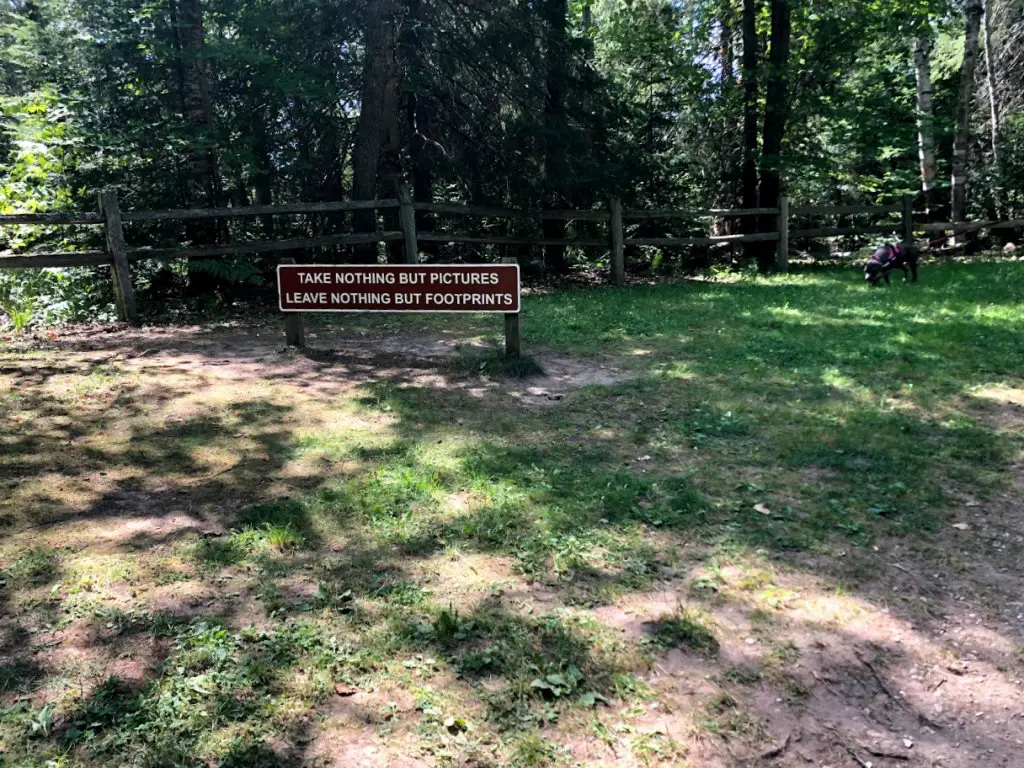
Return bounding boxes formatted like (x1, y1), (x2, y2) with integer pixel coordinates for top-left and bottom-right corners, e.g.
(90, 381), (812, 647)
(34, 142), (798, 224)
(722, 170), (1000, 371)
(501, 257), (521, 357)
(278, 262), (522, 356)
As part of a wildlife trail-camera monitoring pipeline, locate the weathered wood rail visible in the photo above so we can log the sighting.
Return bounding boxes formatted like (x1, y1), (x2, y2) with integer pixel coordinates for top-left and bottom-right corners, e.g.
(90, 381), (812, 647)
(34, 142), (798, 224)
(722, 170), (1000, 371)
(3, 188), (1021, 324)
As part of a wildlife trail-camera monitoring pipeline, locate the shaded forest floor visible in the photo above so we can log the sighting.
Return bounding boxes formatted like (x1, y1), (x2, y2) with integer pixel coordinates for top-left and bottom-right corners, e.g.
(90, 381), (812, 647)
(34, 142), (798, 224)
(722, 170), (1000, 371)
(2, 261), (1024, 767)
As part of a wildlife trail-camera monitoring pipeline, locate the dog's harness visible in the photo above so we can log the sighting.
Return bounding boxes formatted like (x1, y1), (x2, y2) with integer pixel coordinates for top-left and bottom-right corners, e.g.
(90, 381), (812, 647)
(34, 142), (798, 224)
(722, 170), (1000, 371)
(868, 244), (901, 268)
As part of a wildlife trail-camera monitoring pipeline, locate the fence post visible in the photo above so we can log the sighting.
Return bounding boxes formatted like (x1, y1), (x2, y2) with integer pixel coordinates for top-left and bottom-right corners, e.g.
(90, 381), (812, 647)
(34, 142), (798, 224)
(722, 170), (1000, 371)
(902, 194), (914, 244)
(776, 195), (789, 273)
(280, 257), (305, 348)
(98, 189), (138, 324)
(502, 256), (521, 358)
(609, 197), (624, 286)
(398, 183), (418, 264)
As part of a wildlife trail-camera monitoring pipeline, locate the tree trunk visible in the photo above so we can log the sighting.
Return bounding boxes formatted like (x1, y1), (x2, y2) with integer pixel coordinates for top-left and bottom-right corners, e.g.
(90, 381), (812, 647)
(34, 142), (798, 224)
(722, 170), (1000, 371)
(951, 0), (984, 233)
(177, 0), (221, 294)
(542, 0), (569, 275)
(178, 0), (217, 213)
(757, 0), (791, 272)
(251, 107), (274, 239)
(715, 0), (737, 236)
(740, 0), (759, 257)
(982, 0), (1000, 213)
(914, 36), (938, 218)
(405, 0), (436, 255)
(351, 0), (397, 264)
(380, 73), (403, 263)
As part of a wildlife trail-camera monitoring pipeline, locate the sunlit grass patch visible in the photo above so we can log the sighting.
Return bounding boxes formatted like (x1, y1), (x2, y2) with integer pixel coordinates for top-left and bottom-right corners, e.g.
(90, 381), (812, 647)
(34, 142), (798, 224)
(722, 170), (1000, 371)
(3, 545), (62, 586)
(630, 730), (688, 765)
(38, 619), (345, 765)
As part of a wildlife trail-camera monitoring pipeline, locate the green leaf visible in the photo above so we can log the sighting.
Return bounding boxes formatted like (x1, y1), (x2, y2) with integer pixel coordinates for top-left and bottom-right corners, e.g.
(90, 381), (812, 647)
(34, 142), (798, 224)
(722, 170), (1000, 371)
(579, 691), (610, 707)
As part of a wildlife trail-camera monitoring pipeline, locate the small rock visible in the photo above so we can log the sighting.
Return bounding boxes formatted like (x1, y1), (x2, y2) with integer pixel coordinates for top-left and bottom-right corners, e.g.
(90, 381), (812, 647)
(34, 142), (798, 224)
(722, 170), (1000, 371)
(952, 523), (970, 531)
(334, 684), (358, 697)
(754, 503), (771, 515)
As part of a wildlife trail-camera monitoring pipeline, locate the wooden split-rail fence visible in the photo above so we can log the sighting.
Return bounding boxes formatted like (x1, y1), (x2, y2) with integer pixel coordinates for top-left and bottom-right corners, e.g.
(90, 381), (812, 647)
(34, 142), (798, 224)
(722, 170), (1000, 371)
(1, 187), (1021, 324)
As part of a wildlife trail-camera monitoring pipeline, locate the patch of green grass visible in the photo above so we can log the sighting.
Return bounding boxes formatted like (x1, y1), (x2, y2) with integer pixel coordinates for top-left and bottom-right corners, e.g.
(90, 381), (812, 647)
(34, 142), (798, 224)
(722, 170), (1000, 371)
(511, 731), (559, 766)
(190, 521), (306, 571)
(705, 690), (737, 713)
(444, 348), (545, 379)
(645, 608), (719, 656)
(720, 665), (763, 685)
(46, 620), (342, 764)
(0, 659), (44, 694)
(631, 731), (687, 765)
(4, 546), (61, 585)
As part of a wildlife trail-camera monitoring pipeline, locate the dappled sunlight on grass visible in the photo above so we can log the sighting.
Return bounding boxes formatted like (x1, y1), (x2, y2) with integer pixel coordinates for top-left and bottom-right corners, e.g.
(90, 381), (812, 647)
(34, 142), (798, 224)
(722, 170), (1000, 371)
(820, 366), (873, 403)
(2, 262), (1024, 765)
(970, 383), (1024, 409)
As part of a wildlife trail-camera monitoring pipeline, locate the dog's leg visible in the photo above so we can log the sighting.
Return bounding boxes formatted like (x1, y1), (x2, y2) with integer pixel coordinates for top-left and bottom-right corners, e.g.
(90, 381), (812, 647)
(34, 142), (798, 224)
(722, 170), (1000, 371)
(910, 261), (918, 282)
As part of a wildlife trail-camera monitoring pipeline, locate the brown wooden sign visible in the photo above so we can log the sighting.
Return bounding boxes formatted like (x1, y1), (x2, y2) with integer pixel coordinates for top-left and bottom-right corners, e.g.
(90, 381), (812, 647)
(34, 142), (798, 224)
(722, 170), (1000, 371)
(277, 264), (520, 313)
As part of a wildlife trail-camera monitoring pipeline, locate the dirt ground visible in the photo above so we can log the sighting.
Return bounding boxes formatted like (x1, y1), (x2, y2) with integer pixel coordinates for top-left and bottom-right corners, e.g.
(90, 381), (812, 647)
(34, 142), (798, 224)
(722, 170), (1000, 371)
(2, 319), (1024, 767)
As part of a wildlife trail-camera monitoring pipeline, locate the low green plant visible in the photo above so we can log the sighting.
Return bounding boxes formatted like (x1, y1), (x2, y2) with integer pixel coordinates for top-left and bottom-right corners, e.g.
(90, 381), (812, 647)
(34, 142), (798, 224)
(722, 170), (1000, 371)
(444, 349), (545, 378)
(646, 608), (719, 655)
(5, 546), (60, 585)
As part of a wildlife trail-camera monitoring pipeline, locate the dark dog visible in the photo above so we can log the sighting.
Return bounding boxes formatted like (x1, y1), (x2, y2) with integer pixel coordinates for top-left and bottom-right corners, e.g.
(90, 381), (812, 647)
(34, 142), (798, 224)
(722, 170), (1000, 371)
(865, 243), (918, 286)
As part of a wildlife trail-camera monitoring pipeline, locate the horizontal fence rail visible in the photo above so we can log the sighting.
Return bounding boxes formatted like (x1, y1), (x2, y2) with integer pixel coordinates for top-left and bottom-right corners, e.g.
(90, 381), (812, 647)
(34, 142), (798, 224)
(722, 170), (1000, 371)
(0, 212), (104, 225)
(919, 218), (1024, 233)
(121, 199), (398, 223)
(623, 206), (779, 220)
(124, 232), (404, 262)
(418, 233), (606, 247)
(790, 223), (902, 238)
(789, 202), (903, 216)
(0, 250), (109, 268)
(3, 188), (1023, 325)
(413, 203), (610, 221)
(626, 232), (780, 247)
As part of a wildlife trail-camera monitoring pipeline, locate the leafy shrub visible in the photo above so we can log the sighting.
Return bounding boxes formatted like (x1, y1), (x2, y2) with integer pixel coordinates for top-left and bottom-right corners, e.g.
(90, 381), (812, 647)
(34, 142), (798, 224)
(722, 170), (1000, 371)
(0, 267), (115, 329)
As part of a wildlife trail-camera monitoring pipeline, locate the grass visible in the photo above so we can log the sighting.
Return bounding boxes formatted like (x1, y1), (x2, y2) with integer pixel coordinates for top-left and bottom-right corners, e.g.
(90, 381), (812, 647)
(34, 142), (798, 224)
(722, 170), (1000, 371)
(1, 261), (1023, 765)
(645, 607), (719, 655)
(443, 347), (546, 378)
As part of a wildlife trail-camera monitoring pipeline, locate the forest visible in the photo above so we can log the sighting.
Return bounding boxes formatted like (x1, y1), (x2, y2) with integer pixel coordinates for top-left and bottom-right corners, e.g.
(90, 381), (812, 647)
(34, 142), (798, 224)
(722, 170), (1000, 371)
(1, 0), (1023, 315)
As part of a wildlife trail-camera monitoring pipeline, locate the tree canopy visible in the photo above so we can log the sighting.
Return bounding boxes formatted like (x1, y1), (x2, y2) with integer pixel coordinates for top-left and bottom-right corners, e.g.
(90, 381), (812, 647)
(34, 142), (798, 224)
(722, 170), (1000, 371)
(2, 0), (1022, 309)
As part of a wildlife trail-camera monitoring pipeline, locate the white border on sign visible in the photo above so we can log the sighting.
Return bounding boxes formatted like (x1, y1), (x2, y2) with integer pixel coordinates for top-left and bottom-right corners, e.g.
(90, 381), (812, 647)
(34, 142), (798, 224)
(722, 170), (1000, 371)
(276, 263), (522, 314)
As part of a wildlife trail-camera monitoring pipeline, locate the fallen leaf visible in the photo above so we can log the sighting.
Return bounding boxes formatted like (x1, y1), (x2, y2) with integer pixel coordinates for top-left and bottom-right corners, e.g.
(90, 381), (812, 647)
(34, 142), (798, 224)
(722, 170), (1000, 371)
(754, 503), (772, 515)
(334, 684), (357, 697)
(952, 523), (970, 531)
